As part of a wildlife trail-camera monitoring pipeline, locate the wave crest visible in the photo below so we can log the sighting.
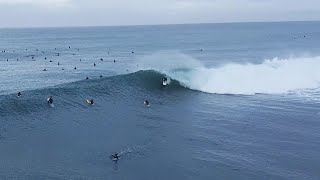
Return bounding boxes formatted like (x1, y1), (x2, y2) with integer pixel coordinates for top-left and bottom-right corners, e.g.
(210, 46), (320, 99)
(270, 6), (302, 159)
(140, 54), (320, 95)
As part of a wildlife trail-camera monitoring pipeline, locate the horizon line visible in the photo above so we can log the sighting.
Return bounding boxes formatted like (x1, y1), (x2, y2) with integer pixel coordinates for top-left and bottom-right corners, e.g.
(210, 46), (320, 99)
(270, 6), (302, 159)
(0, 20), (319, 29)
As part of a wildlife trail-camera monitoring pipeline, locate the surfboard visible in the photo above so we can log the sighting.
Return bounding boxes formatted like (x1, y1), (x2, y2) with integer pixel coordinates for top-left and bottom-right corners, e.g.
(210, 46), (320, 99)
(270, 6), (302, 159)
(162, 81), (167, 86)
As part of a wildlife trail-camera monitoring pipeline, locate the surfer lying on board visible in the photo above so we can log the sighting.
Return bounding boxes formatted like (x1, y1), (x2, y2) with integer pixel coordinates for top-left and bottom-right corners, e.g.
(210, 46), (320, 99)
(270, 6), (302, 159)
(17, 92), (21, 97)
(86, 99), (94, 105)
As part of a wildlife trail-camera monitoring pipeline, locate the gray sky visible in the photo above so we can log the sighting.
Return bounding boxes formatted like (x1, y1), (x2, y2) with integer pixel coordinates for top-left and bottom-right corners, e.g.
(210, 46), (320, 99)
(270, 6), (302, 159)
(0, 0), (319, 27)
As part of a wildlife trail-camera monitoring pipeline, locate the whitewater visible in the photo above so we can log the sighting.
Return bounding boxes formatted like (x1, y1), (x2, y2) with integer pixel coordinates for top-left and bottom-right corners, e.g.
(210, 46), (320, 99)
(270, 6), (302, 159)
(137, 53), (320, 95)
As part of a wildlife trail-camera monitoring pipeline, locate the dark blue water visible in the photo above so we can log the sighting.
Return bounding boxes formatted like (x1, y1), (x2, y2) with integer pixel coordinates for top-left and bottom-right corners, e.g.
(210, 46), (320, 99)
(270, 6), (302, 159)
(1, 22), (320, 179)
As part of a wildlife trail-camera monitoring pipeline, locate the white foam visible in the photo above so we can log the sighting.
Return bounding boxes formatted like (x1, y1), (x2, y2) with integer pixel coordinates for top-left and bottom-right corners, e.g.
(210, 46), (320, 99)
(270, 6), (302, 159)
(139, 52), (320, 95)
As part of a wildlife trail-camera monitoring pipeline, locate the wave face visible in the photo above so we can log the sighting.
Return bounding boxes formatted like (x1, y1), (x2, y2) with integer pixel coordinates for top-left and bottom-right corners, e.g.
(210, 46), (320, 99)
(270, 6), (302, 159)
(137, 53), (320, 95)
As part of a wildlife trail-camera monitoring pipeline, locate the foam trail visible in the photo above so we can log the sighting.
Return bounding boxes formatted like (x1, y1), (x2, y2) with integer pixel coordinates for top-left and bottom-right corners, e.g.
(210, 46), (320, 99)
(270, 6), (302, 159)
(138, 53), (320, 95)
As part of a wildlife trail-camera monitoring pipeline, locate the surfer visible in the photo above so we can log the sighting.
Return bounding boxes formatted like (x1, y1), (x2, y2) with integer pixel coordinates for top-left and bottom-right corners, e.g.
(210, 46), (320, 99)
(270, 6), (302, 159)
(111, 153), (119, 160)
(58, 62), (60, 66)
(94, 63), (96, 67)
(100, 58), (103, 61)
(163, 77), (167, 82)
(114, 60), (116, 63)
(144, 100), (150, 106)
(43, 68), (48, 71)
(86, 77), (89, 80)
(89, 99), (94, 105)
(74, 67), (77, 70)
(17, 92), (21, 97)
(47, 96), (53, 104)
(162, 77), (168, 86)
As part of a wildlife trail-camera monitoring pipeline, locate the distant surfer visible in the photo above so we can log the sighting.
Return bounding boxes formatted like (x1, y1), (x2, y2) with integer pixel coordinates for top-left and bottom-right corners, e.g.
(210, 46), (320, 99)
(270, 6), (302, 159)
(100, 75), (103, 78)
(144, 100), (150, 106)
(17, 92), (21, 97)
(50, 60), (52, 62)
(47, 96), (53, 104)
(114, 60), (116, 63)
(43, 68), (48, 71)
(86, 99), (94, 105)
(100, 58), (103, 61)
(162, 77), (168, 86)
(45, 57), (47, 60)
(111, 153), (120, 160)
(58, 62), (60, 66)
(86, 77), (89, 80)
(94, 63), (96, 67)
(74, 67), (77, 70)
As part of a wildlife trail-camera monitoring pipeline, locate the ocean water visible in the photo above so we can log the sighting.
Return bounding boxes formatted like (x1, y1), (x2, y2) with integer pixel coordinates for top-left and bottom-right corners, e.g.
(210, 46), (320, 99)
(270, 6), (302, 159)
(0, 22), (320, 179)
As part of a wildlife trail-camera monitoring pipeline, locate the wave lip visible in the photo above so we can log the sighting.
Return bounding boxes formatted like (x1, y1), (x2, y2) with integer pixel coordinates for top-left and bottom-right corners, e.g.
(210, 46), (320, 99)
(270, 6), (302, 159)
(158, 56), (320, 95)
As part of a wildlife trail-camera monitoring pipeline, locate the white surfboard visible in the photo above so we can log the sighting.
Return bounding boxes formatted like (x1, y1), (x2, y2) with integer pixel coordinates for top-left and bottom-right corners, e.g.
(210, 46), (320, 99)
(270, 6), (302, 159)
(162, 81), (167, 86)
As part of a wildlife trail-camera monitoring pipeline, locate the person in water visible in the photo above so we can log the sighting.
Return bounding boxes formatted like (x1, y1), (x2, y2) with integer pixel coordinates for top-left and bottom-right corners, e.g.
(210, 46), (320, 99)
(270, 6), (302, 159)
(90, 99), (94, 105)
(86, 77), (89, 80)
(94, 63), (96, 67)
(163, 77), (167, 82)
(17, 92), (21, 97)
(112, 153), (119, 160)
(48, 96), (53, 104)
(144, 100), (150, 106)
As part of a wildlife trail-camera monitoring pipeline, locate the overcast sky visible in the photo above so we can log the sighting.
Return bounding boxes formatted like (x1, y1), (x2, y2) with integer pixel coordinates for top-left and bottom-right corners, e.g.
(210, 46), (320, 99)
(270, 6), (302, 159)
(0, 0), (319, 27)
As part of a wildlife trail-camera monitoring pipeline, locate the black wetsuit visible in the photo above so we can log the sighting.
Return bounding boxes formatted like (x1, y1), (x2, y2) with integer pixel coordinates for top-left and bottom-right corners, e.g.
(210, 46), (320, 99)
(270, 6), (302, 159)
(112, 153), (119, 160)
(48, 97), (53, 104)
